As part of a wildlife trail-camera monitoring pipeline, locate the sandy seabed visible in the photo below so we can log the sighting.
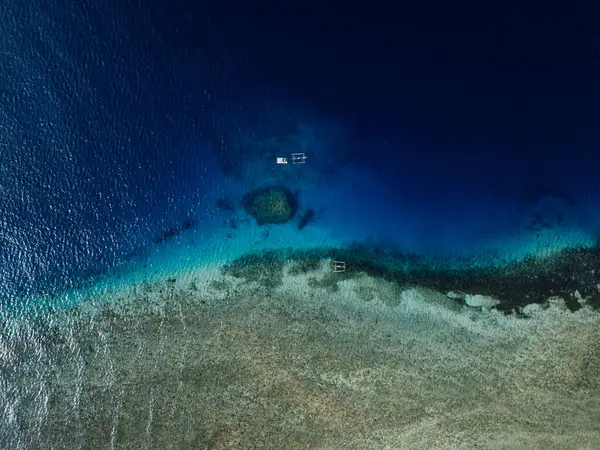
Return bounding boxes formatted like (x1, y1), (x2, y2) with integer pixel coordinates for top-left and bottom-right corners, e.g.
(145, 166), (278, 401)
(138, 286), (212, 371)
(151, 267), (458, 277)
(1, 260), (599, 449)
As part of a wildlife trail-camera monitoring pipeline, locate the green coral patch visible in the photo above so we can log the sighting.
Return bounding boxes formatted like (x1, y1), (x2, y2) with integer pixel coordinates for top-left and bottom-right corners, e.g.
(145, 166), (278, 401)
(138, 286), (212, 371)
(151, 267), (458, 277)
(242, 186), (298, 225)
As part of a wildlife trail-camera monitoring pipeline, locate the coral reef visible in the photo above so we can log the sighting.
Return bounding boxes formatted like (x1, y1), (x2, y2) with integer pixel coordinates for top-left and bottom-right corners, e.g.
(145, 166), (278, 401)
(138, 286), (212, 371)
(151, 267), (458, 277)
(242, 186), (298, 225)
(222, 250), (286, 288)
(222, 244), (600, 313)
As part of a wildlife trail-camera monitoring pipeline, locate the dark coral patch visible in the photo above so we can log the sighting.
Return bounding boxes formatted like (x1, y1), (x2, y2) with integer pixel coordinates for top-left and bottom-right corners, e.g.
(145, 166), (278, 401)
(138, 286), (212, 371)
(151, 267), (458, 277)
(216, 196), (235, 212)
(223, 244), (600, 314)
(154, 218), (197, 244)
(298, 209), (315, 230)
(242, 186), (298, 225)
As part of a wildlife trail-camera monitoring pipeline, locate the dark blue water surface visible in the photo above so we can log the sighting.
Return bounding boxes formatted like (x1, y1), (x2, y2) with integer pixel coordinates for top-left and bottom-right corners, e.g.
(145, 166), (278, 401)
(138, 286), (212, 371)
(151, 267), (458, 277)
(1, 1), (600, 303)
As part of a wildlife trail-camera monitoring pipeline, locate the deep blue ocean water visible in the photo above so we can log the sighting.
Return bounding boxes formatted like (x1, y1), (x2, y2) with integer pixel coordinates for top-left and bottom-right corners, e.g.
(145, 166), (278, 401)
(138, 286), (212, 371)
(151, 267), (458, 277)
(1, 1), (599, 303)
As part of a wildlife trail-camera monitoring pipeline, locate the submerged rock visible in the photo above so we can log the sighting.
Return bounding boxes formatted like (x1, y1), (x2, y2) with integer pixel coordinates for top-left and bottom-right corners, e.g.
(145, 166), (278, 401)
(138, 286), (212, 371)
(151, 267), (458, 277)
(298, 209), (315, 230)
(521, 302), (545, 316)
(464, 293), (500, 308)
(216, 196), (235, 212)
(447, 290), (466, 301)
(548, 296), (568, 312)
(154, 218), (196, 244)
(242, 186), (298, 225)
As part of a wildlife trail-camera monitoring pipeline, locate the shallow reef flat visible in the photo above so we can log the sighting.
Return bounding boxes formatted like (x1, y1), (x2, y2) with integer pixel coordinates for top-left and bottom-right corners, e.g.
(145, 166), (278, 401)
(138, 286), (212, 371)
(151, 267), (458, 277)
(1, 249), (600, 449)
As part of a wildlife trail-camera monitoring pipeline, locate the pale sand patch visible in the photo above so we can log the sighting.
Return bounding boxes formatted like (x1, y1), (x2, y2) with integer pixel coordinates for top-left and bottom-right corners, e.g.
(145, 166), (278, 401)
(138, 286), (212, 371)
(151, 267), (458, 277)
(1, 260), (599, 449)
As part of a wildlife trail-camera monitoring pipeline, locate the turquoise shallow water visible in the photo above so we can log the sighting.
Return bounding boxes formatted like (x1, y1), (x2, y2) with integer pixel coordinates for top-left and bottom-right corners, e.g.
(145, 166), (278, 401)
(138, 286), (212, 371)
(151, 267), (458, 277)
(9, 145), (596, 317)
(4, 129), (598, 322)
